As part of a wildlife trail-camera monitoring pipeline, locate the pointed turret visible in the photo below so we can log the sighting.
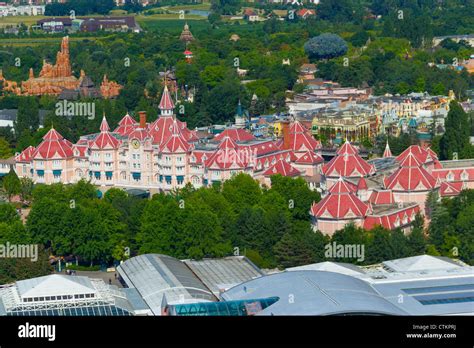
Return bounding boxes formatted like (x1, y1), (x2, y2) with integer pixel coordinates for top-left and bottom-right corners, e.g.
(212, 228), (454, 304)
(159, 85), (175, 116)
(100, 114), (110, 132)
(383, 141), (392, 158)
(235, 100), (246, 129)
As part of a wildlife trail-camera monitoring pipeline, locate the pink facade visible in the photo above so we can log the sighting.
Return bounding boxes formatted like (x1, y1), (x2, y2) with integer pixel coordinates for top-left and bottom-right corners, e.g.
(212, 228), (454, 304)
(15, 88), (325, 191)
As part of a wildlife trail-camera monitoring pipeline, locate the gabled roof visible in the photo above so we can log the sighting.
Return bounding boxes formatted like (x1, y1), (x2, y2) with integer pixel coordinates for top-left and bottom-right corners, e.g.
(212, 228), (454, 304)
(368, 189), (395, 205)
(32, 128), (74, 160)
(294, 150), (324, 165)
(289, 121), (321, 152)
(128, 127), (151, 142)
(205, 136), (249, 169)
(396, 145), (437, 165)
(322, 145), (375, 178)
(311, 179), (370, 219)
(114, 113), (137, 136)
(439, 181), (465, 197)
(263, 159), (301, 177)
(357, 177), (368, 190)
(336, 141), (358, 155)
(385, 153), (437, 191)
(148, 116), (197, 145)
(214, 128), (256, 142)
(160, 120), (193, 153)
(16, 145), (35, 162)
(92, 116), (120, 150)
(363, 205), (420, 230)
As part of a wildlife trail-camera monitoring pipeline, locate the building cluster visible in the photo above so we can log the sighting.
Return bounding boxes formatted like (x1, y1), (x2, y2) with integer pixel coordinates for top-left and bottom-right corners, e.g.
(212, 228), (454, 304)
(0, 3), (45, 17)
(1, 253), (472, 316)
(13, 83), (325, 192)
(291, 64), (457, 145)
(37, 16), (141, 34)
(0, 37), (122, 98)
(310, 141), (474, 234)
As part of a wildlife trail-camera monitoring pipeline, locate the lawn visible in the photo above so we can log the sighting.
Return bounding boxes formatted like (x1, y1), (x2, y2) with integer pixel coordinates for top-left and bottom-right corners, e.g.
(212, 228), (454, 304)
(0, 15), (47, 28)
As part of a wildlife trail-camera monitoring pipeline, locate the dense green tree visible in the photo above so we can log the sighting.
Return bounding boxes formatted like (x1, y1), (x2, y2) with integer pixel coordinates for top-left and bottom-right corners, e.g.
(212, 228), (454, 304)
(2, 169), (20, 202)
(0, 137), (12, 159)
(440, 101), (472, 160)
(304, 33), (348, 60)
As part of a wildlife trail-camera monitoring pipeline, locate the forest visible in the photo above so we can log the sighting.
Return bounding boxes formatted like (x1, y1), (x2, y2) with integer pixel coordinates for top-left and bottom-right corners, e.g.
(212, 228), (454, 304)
(1, 7), (473, 156)
(1, 171), (472, 284)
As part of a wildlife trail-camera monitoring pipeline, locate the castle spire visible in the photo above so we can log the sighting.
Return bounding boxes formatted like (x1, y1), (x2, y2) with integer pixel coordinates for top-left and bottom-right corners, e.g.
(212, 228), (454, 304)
(159, 84), (175, 116)
(383, 141), (392, 158)
(100, 113), (110, 132)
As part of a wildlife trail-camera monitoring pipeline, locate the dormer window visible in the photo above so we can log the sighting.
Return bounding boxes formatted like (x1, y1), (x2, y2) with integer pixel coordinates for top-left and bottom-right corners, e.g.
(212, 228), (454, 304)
(447, 172), (454, 182)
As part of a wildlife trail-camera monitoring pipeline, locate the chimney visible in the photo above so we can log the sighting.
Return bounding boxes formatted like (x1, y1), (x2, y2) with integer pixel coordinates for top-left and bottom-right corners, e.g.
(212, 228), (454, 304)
(139, 111), (146, 129)
(281, 121), (291, 150)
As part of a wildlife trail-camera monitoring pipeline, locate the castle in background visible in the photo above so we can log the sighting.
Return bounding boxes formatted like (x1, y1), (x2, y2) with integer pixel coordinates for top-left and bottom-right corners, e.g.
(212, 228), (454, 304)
(0, 37), (122, 98)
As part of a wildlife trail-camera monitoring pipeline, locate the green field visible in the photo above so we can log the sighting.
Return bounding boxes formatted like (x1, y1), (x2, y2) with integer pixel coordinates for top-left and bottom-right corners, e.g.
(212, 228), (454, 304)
(0, 15), (47, 28)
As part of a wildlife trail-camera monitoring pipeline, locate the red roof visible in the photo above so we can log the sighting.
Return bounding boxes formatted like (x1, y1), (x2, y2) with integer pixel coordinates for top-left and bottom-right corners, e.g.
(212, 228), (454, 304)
(336, 141), (358, 155)
(363, 205), (420, 230)
(311, 179), (370, 219)
(205, 136), (249, 169)
(160, 121), (193, 153)
(289, 122), (321, 152)
(368, 189), (395, 205)
(148, 116), (196, 145)
(114, 113), (137, 136)
(328, 179), (357, 194)
(384, 152), (437, 191)
(263, 159), (301, 177)
(241, 140), (281, 157)
(294, 151), (324, 165)
(128, 127), (151, 142)
(32, 128), (74, 160)
(322, 145), (375, 178)
(214, 128), (256, 142)
(431, 167), (474, 182)
(357, 177), (368, 190)
(439, 181), (465, 197)
(159, 85), (175, 111)
(396, 145), (437, 165)
(16, 146), (35, 162)
(297, 9), (316, 17)
(92, 116), (120, 150)
(254, 150), (292, 171)
(383, 142), (392, 158)
(99, 115), (110, 132)
(73, 144), (88, 158)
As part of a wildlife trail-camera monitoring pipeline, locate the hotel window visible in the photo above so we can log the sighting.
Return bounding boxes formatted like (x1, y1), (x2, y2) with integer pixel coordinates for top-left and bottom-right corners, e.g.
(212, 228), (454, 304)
(461, 172), (468, 181)
(132, 154), (136, 160)
(105, 153), (111, 159)
(447, 173), (454, 182)
(22, 164), (26, 174)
